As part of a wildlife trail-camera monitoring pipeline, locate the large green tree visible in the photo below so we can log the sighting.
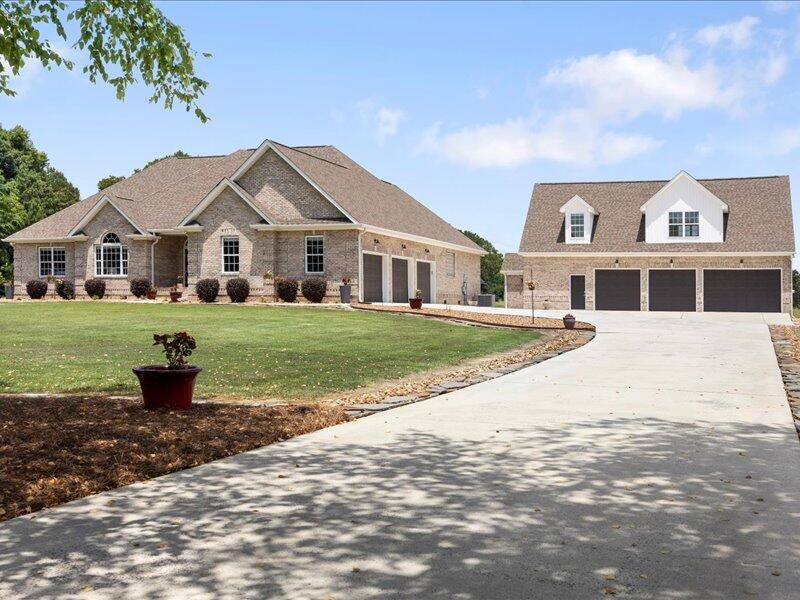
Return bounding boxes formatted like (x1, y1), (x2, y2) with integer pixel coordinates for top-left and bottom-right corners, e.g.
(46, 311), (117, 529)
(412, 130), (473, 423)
(0, 124), (80, 279)
(461, 230), (504, 298)
(0, 0), (210, 121)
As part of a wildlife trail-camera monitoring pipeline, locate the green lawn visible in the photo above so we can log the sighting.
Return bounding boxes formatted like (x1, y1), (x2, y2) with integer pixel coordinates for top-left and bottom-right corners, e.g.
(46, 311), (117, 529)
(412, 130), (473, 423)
(0, 303), (539, 400)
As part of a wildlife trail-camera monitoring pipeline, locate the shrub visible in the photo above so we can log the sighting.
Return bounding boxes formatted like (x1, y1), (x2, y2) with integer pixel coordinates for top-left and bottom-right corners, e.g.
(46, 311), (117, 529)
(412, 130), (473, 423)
(153, 331), (197, 369)
(226, 277), (250, 303)
(301, 277), (327, 303)
(275, 277), (299, 303)
(129, 278), (151, 299)
(196, 278), (220, 303)
(84, 278), (106, 299)
(56, 280), (75, 300)
(26, 280), (48, 299)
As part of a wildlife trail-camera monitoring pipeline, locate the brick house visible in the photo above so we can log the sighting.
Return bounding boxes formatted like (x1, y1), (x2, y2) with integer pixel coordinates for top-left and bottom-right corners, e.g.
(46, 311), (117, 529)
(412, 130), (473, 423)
(502, 171), (795, 314)
(5, 139), (484, 302)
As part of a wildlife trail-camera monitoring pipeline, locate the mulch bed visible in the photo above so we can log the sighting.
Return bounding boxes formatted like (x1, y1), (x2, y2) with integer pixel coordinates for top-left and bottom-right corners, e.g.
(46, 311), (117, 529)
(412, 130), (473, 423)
(0, 397), (346, 522)
(352, 303), (594, 330)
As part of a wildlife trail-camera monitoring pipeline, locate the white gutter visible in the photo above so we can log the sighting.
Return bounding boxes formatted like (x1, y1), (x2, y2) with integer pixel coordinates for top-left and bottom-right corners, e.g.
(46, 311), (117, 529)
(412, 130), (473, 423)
(2, 236), (88, 245)
(517, 251), (793, 258)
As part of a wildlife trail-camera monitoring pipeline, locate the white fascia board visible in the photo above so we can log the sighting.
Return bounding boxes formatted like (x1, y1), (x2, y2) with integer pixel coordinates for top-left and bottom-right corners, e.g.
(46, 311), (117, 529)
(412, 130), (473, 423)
(179, 178), (272, 226)
(67, 195), (147, 236)
(640, 171), (729, 213)
(232, 139), (358, 224)
(517, 251), (792, 257)
(362, 225), (488, 255)
(126, 234), (158, 240)
(250, 223), (359, 232)
(2, 235), (88, 245)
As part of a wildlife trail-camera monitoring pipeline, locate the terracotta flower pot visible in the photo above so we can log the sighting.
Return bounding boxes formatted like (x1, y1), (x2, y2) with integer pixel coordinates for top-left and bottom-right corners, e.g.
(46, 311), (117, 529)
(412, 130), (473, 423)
(409, 298), (423, 309)
(146, 290), (157, 300)
(169, 291), (183, 303)
(132, 365), (202, 410)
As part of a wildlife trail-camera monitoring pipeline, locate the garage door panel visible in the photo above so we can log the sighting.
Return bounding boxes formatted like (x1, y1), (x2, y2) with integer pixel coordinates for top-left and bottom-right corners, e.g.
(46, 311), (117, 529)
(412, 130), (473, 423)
(649, 270), (696, 312)
(595, 270), (641, 311)
(392, 258), (409, 303)
(703, 269), (781, 312)
(363, 253), (383, 302)
(416, 262), (432, 303)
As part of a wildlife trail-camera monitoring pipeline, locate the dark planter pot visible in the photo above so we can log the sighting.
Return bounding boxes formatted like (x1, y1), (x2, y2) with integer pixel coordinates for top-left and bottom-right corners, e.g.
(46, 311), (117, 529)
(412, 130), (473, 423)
(4, 284), (12, 300)
(339, 284), (352, 304)
(133, 365), (202, 410)
(563, 317), (576, 330)
(169, 291), (183, 303)
(146, 290), (158, 300)
(409, 298), (423, 310)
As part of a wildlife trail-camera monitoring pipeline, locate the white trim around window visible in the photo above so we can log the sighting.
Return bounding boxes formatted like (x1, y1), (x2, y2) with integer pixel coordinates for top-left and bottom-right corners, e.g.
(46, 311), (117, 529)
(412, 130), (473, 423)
(305, 235), (324, 274)
(94, 233), (128, 277)
(221, 236), (240, 274)
(39, 246), (66, 277)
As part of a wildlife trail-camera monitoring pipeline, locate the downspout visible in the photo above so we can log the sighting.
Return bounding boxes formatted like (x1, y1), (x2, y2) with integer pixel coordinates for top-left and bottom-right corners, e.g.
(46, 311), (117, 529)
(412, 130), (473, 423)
(150, 235), (160, 285)
(357, 229), (365, 303)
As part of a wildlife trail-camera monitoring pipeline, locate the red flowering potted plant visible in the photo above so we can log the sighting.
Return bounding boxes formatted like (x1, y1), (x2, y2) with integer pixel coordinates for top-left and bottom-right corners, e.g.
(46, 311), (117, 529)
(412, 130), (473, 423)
(409, 288), (423, 310)
(563, 314), (576, 330)
(133, 332), (201, 410)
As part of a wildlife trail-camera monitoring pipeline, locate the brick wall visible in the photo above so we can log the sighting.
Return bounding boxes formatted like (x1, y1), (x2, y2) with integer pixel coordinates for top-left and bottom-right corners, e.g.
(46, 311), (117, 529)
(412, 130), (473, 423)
(504, 254), (793, 314)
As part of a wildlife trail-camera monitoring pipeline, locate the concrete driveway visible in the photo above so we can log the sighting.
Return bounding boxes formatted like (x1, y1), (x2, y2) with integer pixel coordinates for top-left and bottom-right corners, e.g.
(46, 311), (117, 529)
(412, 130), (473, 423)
(1, 311), (799, 599)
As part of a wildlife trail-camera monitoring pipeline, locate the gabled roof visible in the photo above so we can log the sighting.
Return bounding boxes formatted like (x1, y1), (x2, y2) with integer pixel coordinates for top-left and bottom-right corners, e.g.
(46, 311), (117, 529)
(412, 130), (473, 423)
(5, 139), (482, 253)
(639, 171), (728, 213)
(517, 175), (794, 254)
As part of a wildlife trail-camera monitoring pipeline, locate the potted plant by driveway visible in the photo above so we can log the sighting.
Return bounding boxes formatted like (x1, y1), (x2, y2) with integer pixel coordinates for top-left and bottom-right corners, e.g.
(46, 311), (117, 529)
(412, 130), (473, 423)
(133, 332), (200, 410)
(563, 313), (576, 330)
(340, 276), (352, 304)
(147, 287), (158, 300)
(409, 289), (423, 310)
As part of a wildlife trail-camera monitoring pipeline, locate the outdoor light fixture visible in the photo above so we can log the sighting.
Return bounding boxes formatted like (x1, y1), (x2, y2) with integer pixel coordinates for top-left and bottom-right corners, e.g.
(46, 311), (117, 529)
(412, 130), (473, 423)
(373, 238), (380, 244)
(425, 248), (430, 253)
(401, 244), (406, 249)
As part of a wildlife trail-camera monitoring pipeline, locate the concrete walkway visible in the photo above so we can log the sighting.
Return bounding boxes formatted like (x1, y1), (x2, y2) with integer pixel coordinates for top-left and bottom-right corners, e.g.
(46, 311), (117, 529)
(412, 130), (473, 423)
(1, 311), (799, 599)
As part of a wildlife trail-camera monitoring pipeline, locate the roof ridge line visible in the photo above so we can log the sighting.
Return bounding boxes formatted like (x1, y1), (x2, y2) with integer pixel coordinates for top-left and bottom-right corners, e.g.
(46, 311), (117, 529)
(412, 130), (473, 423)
(537, 175), (787, 185)
(271, 141), (349, 169)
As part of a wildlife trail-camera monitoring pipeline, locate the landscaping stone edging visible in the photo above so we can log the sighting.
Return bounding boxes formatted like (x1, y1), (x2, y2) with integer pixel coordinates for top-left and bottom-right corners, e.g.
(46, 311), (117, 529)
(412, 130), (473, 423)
(769, 325), (800, 438)
(343, 329), (595, 419)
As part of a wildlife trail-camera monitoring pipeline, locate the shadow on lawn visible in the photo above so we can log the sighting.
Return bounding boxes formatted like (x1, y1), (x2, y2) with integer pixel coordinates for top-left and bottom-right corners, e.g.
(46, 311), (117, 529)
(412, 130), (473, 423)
(0, 417), (799, 599)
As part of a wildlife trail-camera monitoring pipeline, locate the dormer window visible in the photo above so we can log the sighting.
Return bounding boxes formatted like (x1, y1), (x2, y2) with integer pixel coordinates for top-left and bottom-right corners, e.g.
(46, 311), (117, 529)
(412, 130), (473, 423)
(570, 213), (585, 239)
(668, 211), (700, 238)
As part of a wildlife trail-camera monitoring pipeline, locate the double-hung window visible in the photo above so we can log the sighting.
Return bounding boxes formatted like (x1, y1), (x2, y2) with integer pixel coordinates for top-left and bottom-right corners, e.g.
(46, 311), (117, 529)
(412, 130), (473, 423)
(668, 211), (700, 238)
(305, 235), (324, 274)
(94, 233), (128, 276)
(221, 236), (240, 274)
(39, 247), (66, 277)
(570, 213), (585, 239)
(445, 252), (455, 277)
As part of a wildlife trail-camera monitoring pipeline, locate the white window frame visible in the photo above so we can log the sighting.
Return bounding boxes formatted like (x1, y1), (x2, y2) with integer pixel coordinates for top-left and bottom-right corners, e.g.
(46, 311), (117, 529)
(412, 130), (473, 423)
(94, 233), (128, 277)
(305, 235), (324, 274)
(444, 251), (455, 277)
(668, 211), (684, 238)
(39, 246), (66, 278)
(221, 236), (240, 274)
(570, 213), (585, 240)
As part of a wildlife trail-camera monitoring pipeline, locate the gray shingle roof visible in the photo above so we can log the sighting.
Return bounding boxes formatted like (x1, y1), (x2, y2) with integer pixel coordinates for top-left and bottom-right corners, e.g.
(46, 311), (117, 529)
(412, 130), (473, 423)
(6, 141), (482, 252)
(518, 176), (794, 254)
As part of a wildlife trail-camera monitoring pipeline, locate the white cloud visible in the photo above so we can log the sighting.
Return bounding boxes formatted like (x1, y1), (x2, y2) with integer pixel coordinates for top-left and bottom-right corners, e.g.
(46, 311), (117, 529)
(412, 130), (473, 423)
(763, 53), (788, 84)
(376, 107), (405, 142)
(544, 49), (740, 120)
(770, 127), (800, 154)
(695, 16), (760, 47)
(0, 43), (73, 97)
(763, 1), (797, 13)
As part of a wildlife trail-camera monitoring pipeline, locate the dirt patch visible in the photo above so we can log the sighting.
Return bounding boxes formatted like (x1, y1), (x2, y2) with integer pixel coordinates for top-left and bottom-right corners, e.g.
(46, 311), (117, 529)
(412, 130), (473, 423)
(328, 329), (589, 408)
(0, 398), (346, 522)
(352, 303), (594, 330)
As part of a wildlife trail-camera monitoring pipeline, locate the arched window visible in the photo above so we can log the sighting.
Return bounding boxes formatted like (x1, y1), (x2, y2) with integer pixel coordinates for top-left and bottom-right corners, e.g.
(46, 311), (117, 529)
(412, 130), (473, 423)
(94, 232), (128, 276)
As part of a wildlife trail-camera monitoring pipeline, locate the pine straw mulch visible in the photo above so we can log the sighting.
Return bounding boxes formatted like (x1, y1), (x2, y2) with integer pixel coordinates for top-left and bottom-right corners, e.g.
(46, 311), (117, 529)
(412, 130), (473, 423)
(325, 329), (589, 407)
(352, 303), (595, 330)
(0, 398), (346, 522)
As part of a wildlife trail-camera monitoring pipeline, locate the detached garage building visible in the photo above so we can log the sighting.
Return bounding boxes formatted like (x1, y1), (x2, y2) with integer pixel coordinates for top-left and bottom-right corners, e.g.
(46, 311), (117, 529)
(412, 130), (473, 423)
(502, 171), (795, 314)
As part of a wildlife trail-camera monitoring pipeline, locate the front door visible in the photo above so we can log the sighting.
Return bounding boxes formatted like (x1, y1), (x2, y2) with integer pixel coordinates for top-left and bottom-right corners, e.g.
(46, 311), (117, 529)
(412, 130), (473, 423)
(392, 258), (409, 303)
(570, 275), (585, 310)
(416, 261), (432, 303)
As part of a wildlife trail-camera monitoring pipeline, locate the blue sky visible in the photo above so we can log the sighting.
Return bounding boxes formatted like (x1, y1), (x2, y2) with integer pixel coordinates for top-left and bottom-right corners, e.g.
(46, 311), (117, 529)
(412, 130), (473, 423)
(3, 1), (800, 262)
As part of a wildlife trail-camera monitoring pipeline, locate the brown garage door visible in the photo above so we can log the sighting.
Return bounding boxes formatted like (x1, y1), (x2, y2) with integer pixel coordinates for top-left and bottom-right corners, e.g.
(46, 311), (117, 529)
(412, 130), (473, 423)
(392, 258), (409, 303)
(595, 269), (640, 311)
(362, 253), (383, 302)
(703, 269), (781, 312)
(648, 269), (696, 311)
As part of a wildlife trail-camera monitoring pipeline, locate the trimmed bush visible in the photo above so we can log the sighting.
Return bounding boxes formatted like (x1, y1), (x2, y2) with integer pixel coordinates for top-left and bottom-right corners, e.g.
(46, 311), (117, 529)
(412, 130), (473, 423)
(196, 278), (220, 303)
(26, 280), (48, 299)
(275, 277), (299, 303)
(56, 280), (75, 300)
(226, 277), (250, 303)
(129, 278), (151, 299)
(84, 278), (106, 299)
(301, 277), (327, 303)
